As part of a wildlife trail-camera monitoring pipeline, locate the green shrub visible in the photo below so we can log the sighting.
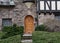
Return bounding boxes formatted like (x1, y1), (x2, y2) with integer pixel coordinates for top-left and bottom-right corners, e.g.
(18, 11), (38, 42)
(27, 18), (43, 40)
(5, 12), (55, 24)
(0, 31), (5, 39)
(1, 24), (24, 39)
(0, 35), (21, 43)
(35, 25), (46, 31)
(18, 26), (24, 37)
(2, 26), (12, 32)
(32, 31), (60, 43)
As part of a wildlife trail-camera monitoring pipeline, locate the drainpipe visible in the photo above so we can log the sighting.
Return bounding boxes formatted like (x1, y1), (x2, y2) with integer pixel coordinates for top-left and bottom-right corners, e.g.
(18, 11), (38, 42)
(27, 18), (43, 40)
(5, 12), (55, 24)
(36, 0), (39, 26)
(36, 13), (39, 26)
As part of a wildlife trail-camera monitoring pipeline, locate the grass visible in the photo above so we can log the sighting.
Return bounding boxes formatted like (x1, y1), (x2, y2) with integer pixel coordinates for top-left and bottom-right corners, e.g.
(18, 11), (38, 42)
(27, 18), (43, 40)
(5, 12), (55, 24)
(32, 31), (60, 43)
(0, 34), (21, 43)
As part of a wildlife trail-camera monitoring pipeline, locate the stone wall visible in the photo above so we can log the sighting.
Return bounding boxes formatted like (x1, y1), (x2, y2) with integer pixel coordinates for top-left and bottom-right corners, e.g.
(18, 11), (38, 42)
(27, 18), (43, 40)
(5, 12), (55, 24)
(38, 13), (55, 25)
(0, 0), (36, 30)
(0, 0), (56, 30)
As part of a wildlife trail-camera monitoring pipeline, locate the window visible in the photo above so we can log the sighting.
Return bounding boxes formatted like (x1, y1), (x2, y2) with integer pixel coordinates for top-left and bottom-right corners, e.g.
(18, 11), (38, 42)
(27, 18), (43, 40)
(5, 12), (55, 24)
(46, 1), (50, 10)
(51, 1), (56, 10)
(57, 1), (60, 10)
(0, 0), (15, 5)
(40, 1), (44, 10)
(2, 18), (12, 26)
(55, 16), (60, 20)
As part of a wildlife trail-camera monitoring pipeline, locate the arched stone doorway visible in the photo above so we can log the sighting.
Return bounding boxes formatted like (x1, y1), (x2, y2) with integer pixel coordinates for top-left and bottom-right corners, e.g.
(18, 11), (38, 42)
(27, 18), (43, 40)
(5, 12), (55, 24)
(24, 15), (34, 34)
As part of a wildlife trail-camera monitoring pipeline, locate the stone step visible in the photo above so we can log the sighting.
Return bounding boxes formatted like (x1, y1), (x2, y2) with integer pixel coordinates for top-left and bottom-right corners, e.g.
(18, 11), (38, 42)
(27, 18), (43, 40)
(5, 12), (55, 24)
(22, 34), (32, 40)
(22, 36), (32, 40)
(21, 40), (32, 43)
(23, 34), (32, 36)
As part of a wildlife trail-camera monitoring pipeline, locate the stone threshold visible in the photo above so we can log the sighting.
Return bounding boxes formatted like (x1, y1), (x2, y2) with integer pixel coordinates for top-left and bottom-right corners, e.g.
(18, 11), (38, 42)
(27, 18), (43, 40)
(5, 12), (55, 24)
(23, 34), (32, 36)
(21, 39), (32, 42)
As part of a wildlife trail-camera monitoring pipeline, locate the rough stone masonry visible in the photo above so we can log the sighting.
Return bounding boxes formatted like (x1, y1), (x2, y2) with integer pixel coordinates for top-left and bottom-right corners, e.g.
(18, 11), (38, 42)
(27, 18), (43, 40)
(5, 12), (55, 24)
(0, 0), (55, 30)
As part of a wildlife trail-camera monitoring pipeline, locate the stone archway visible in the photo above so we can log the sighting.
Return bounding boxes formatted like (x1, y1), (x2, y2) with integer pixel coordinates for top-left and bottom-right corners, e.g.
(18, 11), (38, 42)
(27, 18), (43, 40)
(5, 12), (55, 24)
(24, 15), (34, 34)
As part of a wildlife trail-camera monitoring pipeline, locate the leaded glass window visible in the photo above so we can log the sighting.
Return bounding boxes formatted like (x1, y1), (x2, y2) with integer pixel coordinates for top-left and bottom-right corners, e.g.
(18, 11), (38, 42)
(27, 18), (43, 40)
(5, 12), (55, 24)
(2, 18), (12, 26)
(0, 0), (15, 5)
(55, 16), (60, 20)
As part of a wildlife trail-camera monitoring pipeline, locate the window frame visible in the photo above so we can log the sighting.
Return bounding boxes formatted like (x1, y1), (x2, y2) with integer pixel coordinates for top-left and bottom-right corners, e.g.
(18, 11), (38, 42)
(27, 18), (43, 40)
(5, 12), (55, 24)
(2, 18), (12, 27)
(55, 16), (60, 20)
(0, 0), (15, 6)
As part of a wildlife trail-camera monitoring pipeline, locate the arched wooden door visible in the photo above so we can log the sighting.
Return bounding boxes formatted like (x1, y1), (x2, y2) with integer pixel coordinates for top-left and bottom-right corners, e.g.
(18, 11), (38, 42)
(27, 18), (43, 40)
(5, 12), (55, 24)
(24, 15), (34, 34)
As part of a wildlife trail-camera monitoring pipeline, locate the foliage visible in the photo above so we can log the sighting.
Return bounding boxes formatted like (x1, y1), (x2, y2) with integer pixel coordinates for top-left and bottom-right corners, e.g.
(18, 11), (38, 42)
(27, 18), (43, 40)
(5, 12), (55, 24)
(35, 25), (46, 31)
(32, 31), (60, 43)
(1, 24), (24, 39)
(0, 35), (21, 43)
(0, 31), (5, 39)
(18, 26), (24, 37)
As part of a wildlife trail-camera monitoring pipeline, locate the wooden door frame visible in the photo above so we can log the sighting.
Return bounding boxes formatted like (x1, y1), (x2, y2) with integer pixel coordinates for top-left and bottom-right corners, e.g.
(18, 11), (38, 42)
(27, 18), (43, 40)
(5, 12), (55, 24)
(24, 15), (34, 34)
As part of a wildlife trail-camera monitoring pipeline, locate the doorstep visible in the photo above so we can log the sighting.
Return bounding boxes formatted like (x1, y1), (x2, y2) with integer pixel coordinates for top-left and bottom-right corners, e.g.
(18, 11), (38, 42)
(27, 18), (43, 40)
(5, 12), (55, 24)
(21, 39), (32, 43)
(23, 34), (32, 36)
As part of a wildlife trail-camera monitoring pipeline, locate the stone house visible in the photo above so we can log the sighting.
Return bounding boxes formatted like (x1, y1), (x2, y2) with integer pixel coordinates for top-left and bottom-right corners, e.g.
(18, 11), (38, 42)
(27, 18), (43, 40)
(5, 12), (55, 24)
(0, 0), (60, 34)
